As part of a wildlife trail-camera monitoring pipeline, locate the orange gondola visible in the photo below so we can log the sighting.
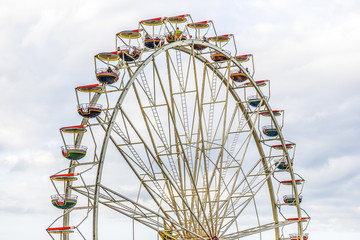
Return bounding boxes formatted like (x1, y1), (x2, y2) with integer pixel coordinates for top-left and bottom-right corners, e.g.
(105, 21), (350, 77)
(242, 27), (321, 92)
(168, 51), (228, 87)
(230, 70), (248, 82)
(187, 20), (211, 50)
(211, 51), (230, 62)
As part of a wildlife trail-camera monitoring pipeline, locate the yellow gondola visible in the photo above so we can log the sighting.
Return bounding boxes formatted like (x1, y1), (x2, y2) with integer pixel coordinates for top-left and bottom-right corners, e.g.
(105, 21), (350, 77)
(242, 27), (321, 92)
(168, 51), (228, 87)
(141, 17), (164, 26)
(95, 52), (120, 61)
(118, 30), (142, 39)
(166, 14), (188, 24)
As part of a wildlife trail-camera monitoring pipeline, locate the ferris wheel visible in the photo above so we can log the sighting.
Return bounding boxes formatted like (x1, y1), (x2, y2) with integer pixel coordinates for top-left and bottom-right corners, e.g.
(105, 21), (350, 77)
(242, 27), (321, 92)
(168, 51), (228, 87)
(47, 14), (310, 240)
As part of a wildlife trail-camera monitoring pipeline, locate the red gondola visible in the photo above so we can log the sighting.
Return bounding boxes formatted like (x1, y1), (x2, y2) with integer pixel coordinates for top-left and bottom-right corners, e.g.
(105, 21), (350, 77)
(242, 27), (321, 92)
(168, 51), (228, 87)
(50, 173), (79, 181)
(47, 226), (75, 234)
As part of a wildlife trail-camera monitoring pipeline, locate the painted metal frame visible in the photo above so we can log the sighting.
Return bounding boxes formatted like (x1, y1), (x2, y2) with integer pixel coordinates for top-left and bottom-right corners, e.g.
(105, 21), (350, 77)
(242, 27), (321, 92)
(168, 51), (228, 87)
(81, 39), (305, 240)
(50, 24), (308, 238)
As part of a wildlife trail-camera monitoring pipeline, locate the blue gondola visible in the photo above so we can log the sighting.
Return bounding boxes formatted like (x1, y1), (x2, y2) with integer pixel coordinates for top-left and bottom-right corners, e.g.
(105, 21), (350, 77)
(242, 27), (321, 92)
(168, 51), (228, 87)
(247, 96), (267, 107)
(284, 195), (303, 205)
(263, 126), (279, 137)
(275, 160), (292, 170)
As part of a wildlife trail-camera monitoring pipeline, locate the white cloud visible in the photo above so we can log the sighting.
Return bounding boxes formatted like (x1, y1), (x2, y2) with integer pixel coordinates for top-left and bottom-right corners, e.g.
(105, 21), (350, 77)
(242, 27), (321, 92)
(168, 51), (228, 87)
(303, 155), (360, 185)
(21, 9), (64, 47)
(1, 0), (360, 239)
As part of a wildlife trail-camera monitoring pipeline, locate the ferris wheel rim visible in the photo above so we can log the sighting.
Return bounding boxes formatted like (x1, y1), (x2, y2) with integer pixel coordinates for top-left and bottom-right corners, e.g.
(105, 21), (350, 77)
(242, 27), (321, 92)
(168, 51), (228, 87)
(41, 9), (310, 238)
(86, 38), (303, 239)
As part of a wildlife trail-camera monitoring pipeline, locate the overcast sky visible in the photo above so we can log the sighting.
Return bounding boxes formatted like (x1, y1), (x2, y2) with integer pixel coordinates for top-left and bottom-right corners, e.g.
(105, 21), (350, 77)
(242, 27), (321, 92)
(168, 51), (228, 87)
(1, 0), (360, 239)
